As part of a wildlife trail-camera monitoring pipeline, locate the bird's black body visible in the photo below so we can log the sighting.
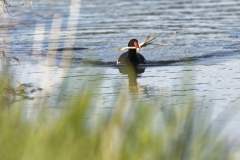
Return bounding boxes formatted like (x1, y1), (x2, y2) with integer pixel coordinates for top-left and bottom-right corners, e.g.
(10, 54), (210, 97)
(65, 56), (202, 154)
(117, 39), (146, 65)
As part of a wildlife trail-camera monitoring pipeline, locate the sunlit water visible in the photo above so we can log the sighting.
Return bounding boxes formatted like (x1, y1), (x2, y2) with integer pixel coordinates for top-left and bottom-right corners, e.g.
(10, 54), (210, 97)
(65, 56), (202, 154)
(1, 0), (240, 143)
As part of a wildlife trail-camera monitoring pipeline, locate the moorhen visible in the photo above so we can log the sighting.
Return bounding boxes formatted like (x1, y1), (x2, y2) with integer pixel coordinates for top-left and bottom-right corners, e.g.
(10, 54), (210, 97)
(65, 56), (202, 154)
(117, 39), (146, 65)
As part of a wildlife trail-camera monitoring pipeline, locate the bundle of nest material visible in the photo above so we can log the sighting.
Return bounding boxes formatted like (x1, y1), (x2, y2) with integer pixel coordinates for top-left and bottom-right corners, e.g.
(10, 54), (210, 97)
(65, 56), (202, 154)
(116, 31), (179, 51)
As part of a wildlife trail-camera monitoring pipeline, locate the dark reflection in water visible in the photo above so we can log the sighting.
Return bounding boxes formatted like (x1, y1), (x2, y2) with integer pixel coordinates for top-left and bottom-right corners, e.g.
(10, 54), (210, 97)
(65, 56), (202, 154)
(118, 65), (145, 92)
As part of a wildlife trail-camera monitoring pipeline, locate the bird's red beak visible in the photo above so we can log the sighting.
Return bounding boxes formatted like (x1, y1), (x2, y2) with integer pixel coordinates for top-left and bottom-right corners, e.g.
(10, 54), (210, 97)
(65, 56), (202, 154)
(134, 41), (139, 49)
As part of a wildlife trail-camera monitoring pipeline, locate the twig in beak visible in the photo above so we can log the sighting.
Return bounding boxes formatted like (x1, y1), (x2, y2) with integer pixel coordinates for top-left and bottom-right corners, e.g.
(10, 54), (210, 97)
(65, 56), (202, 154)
(165, 31), (179, 44)
(116, 32), (178, 51)
(116, 47), (137, 51)
(144, 31), (179, 50)
(139, 34), (159, 49)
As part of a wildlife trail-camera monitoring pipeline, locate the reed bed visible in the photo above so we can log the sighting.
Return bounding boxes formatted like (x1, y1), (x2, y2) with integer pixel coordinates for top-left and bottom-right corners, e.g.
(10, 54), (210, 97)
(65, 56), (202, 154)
(0, 69), (239, 160)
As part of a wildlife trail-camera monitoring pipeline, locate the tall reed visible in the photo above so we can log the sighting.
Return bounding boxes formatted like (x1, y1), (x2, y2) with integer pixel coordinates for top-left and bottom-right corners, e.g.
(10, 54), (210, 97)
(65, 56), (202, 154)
(0, 71), (237, 160)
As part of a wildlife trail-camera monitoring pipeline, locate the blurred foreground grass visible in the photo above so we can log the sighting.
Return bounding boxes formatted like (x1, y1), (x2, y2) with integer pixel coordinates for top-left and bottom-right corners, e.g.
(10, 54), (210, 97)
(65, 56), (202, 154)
(0, 72), (239, 160)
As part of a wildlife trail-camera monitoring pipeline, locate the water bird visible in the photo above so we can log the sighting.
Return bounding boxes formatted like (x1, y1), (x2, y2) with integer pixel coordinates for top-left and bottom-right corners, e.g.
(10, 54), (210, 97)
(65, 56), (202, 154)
(117, 39), (146, 65)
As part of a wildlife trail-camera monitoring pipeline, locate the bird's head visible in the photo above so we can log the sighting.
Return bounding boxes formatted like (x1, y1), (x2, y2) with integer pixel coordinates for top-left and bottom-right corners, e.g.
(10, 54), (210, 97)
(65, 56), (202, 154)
(128, 39), (139, 49)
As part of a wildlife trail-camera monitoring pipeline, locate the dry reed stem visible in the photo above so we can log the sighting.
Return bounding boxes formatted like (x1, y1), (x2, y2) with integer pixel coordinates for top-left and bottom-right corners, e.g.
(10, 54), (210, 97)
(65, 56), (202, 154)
(2, 50), (6, 65)
(2, 0), (32, 8)
(116, 31), (179, 51)
(1, 0), (32, 17)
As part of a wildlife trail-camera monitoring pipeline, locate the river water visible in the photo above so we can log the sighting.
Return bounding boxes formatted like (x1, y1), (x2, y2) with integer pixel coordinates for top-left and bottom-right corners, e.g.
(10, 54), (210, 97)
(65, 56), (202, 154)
(1, 0), (240, 143)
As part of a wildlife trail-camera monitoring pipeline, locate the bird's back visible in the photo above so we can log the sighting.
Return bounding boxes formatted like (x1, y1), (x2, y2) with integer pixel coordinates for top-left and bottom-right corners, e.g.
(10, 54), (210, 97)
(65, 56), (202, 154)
(117, 51), (146, 64)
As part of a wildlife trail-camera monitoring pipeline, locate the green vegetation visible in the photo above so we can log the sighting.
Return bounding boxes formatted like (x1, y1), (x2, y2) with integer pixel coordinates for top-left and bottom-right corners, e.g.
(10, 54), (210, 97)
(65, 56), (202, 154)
(0, 71), (238, 160)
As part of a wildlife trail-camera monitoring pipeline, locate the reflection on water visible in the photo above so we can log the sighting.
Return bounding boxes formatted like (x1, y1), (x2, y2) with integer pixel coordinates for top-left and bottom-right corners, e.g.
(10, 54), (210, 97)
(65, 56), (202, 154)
(118, 65), (146, 92)
(1, 58), (240, 143)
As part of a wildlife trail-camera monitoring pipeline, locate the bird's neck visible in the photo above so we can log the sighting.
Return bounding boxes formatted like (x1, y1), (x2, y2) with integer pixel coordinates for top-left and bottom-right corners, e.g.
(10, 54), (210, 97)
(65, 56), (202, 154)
(128, 49), (137, 57)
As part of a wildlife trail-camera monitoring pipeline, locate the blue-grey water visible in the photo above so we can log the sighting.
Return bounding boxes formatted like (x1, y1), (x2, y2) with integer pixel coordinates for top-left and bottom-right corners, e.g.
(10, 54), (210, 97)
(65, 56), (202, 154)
(1, 0), (240, 144)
